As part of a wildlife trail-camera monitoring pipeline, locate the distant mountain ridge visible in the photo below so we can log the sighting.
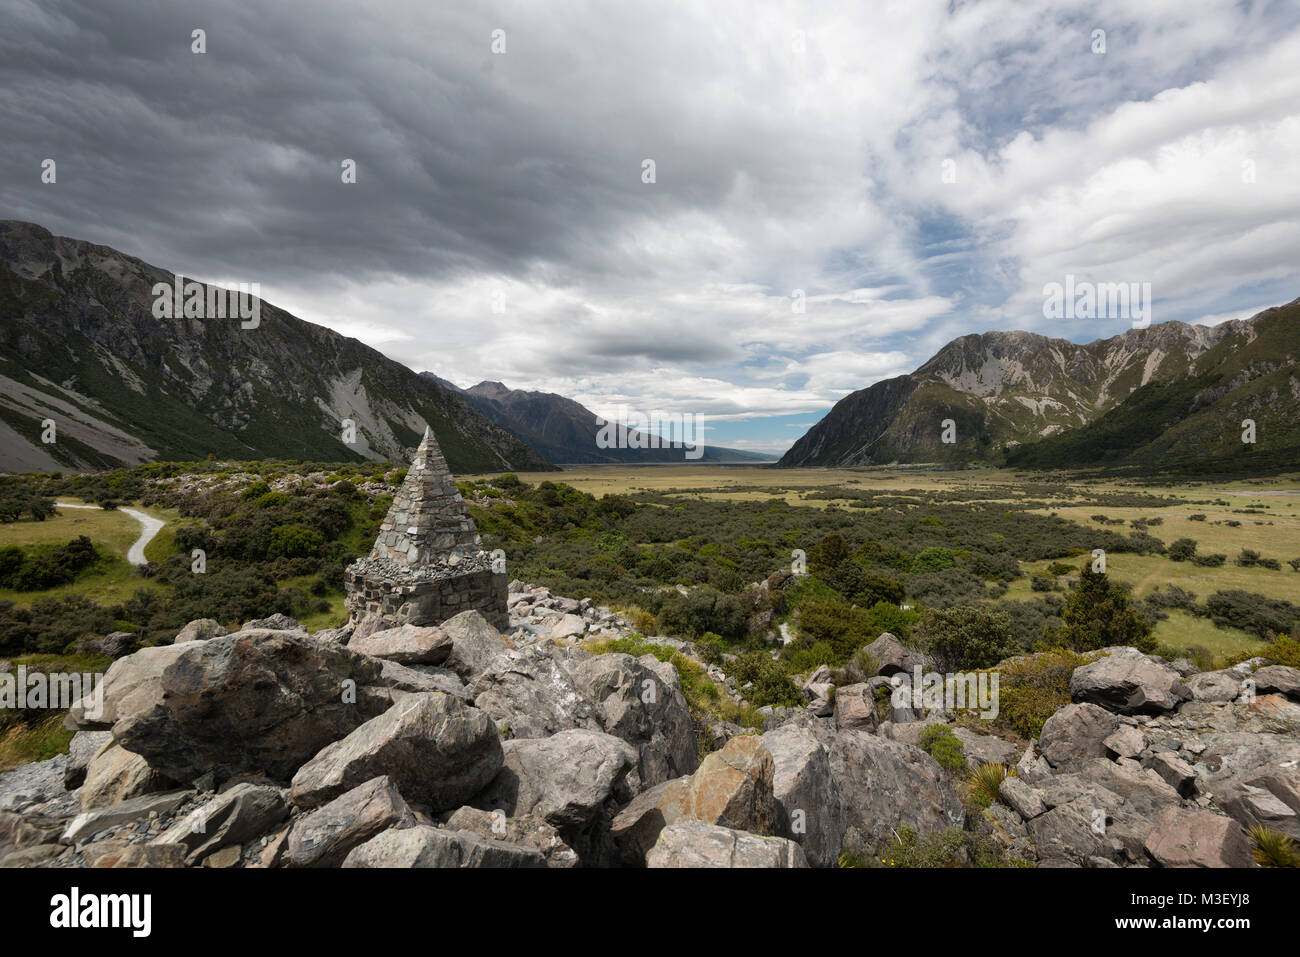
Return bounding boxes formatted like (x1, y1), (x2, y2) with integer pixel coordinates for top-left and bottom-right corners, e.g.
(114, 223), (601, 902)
(422, 374), (775, 464)
(1004, 298), (1300, 472)
(778, 305), (1298, 471)
(0, 221), (555, 474)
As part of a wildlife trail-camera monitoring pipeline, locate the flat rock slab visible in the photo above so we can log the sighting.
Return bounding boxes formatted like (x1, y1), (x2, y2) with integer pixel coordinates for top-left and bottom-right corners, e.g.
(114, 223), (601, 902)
(63, 790), (195, 845)
(647, 821), (807, 868)
(341, 825), (544, 868)
(1144, 808), (1255, 868)
(285, 775), (415, 868)
(290, 693), (502, 812)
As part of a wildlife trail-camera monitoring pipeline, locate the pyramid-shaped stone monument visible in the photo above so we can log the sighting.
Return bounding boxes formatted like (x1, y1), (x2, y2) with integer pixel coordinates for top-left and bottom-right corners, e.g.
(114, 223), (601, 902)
(343, 426), (507, 631)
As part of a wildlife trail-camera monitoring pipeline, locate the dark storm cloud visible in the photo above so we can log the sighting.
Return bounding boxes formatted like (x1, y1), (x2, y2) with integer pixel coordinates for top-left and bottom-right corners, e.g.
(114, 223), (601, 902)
(0, 0), (688, 283)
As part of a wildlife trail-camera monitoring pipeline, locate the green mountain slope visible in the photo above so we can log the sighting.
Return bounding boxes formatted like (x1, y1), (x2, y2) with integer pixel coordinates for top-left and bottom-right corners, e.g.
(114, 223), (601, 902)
(0, 221), (555, 474)
(780, 315), (1259, 468)
(1005, 298), (1300, 473)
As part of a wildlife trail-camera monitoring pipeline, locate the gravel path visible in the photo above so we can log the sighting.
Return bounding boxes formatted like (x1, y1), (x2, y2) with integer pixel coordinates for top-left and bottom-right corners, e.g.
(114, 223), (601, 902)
(54, 502), (165, 566)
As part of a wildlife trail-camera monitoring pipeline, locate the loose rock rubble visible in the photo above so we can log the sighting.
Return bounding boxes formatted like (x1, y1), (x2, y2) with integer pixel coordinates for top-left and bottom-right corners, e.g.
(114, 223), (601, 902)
(1, 601), (1297, 867)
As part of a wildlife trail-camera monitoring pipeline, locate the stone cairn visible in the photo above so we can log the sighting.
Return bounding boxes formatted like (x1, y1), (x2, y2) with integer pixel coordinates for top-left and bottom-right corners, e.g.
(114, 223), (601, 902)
(343, 426), (508, 631)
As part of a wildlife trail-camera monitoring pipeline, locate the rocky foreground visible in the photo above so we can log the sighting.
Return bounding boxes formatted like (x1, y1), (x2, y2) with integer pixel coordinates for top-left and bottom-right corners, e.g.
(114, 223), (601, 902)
(1, 583), (1298, 868)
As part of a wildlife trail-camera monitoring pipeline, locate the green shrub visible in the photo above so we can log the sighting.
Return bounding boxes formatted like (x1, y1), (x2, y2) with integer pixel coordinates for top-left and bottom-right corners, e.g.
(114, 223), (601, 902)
(919, 724), (966, 772)
(1058, 565), (1155, 653)
(994, 648), (1091, 739)
(915, 605), (1016, 672)
(731, 651), (803, 708)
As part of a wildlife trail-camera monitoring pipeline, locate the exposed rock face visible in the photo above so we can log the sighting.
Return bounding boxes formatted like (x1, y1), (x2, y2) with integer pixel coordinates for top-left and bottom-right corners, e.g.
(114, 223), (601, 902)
(107, 629), (389, 783)
(661, 736), (776, 836)
(343, 428), (508, 632)
(64, 730), (112, 790)
(341, 825), (545, 868)
(80, 741), (174, 810)
(569, 652), (699, 786)
(469, 645), (603, 739)
(1143, 808), (1256, 868)
(763, 726), (845, 868)
(817, 726), (965, 854)
(284, 776), (415, 868)
(348, 624), (450, 665)
(290, 693), (503, 812)
(473, 729), (637, 828)
(1069, 649), (1188, 715)
(1039, 703), (1120, 770)
(154, 784), (288, 864)
(0, 220), (553, 472)
(436, 611), (510, 678)
(646, 821), (808, 868)
(174, 619), (228, 644)
(1253, 665), (1300, 700)
(444, 806), (578, 868)
(833, 683), (879, 732)
(863, 633), (932, 677)
(950, 728), (1019, 769)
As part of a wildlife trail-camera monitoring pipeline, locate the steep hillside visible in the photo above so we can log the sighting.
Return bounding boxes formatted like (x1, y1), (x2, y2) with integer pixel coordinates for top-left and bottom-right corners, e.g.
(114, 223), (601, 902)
(780, 318), (1246, 467)
(0, 221), (555, 474)
(1005, 298), (1300, 473)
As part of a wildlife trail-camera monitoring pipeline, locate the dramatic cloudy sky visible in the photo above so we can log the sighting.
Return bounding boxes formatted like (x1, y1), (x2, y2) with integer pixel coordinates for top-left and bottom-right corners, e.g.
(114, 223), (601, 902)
(3, 0), (1299, 454)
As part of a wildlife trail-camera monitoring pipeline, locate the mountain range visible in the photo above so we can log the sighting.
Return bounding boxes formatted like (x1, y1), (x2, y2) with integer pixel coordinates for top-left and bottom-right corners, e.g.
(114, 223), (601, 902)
(0, 221), (553, 474)
(779, 300), (1300, 473)
(423, 375), (775, 465)
(2, 220), (1295, 476)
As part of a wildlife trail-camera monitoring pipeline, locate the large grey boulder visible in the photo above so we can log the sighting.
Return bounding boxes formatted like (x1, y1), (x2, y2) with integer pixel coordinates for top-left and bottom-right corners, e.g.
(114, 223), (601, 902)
(1144, 808), (1255, 868)
(1069, 649), (1187, 715)
(107, 630), (390, 783)
(569, 652), (698, 787)
(472, 729), (637, 829)
(341, 824), (545, 868)
(762, 725), (845, 867)
(605, 735), (777, 865)
(782, 719), (963, 855)
(609, 778), (689, 866)
(1216, 781), (1299, 840)
(284, 775), (415, 867)
(1253, 665), (1300, 701)
(372, 659), (470, 700)
(1039, 703), (1119, 769)
(154, 783), (287, 864)
(444, 806), (579, 868)
(290, 693), (502, 812)
(437, 610), (510, 678)
(66, 643), (193, 730)
(62, 790), (194, 845)
(348, 624), (450, 665)
(79, 741), (174, 811)
(1026, 804), (1110, 864)
(469, 646), (602, 739)
(863, 633), (932, 677)
(833, 683), (879, 732)
(646, 821), (807, 868)
(951, 728), (1019, 769)
(659, 736), (776, 836)
(174, 619), (228, 644)
(1187, 670), (1244, 703)
(999, 776), (1046, 820)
